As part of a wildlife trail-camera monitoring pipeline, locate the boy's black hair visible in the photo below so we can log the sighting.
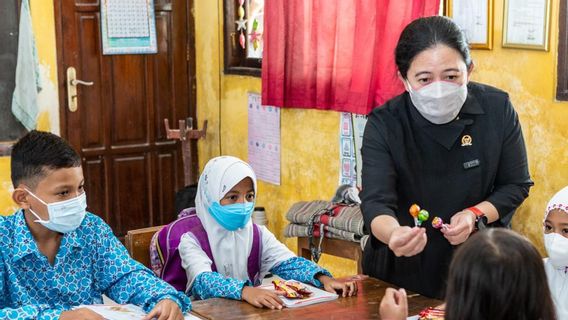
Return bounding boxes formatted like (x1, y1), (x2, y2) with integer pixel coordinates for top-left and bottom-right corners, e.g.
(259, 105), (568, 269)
(444, 228), (557, 320)
(11, 130), (81, 188)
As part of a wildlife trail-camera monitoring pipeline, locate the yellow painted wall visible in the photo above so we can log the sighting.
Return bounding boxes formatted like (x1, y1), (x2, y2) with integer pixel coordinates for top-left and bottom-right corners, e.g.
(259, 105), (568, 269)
(0, 0), (59, 215)
(195, 0), (568, 278)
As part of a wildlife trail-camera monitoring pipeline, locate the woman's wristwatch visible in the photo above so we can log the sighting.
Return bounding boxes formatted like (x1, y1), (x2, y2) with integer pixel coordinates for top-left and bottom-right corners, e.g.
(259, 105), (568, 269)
(467, 206), (488, 231)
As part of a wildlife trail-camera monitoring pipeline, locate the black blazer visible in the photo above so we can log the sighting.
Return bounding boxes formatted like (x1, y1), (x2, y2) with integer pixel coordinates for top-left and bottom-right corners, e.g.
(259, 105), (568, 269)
(360, 82), (533, 298)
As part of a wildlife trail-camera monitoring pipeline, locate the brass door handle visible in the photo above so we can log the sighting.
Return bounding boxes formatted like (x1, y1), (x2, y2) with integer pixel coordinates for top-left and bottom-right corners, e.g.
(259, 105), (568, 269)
(67, 67), (94, 112)
(71, 79), (94, 86)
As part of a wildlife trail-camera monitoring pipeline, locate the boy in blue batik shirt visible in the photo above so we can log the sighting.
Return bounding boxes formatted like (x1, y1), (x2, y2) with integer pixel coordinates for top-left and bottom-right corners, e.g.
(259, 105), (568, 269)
(0, 130), (191, 320)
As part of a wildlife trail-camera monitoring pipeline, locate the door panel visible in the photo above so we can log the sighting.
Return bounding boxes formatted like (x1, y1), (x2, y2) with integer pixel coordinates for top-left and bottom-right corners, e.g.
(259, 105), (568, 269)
(112, 155), (151, 234)
(56, 0), (196, 238)
(77, 14), (105, 149)
(83, 157), (108, 220)
(155, 151), (178, 226)
(111, 56), (149, 145)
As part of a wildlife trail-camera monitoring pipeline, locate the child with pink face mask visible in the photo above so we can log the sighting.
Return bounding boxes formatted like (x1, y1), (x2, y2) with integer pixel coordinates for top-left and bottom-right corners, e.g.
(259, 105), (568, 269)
(543, 186), (568, 319)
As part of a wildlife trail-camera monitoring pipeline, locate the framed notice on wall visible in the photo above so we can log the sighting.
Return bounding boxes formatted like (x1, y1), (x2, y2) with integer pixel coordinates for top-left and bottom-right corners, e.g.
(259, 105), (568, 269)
(445, 0), (493, 50)
(502, 0), (551, 51)
(100, 0), (158, 55)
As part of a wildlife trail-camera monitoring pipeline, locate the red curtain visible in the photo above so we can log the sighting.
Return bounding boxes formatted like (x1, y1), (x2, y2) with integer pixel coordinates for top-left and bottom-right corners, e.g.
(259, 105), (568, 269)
(261, 0), (440, 114)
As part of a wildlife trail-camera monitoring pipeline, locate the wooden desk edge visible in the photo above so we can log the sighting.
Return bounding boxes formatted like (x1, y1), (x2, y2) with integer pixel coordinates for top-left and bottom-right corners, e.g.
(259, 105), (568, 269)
(190, 277), (443, 319)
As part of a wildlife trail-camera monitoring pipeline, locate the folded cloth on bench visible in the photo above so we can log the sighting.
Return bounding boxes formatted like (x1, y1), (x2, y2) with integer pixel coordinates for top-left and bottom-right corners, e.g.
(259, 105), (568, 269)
(284, 223), (361, 242)
(285, 201), (365, 236)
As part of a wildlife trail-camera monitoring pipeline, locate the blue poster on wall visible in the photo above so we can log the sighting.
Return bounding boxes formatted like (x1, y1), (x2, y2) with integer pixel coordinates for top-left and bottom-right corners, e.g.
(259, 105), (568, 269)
(100, 0), (157, 55)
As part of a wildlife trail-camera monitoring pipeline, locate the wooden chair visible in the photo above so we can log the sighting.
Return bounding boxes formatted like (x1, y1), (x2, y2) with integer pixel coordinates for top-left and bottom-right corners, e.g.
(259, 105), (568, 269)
(124, 225), (163, 268)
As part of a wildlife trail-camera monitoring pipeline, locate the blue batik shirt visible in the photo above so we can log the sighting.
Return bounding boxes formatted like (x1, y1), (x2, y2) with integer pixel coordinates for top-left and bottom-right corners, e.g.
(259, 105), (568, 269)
(0, 210), (191, 320)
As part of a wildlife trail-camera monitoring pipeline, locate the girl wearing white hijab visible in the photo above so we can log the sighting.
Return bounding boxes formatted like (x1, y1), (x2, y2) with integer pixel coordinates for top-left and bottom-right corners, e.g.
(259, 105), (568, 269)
(179, 156), (357, 309)
(544, 186), (568, 319)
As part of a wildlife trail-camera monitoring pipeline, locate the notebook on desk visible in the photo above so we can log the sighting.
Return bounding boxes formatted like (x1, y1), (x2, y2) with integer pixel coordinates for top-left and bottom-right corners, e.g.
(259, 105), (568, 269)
(258, 281), (339, 308)
(73, 304), (201, 320)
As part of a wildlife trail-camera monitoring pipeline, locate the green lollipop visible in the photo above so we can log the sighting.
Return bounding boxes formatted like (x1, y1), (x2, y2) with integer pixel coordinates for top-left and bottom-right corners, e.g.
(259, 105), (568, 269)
(417, 209), (429, 226)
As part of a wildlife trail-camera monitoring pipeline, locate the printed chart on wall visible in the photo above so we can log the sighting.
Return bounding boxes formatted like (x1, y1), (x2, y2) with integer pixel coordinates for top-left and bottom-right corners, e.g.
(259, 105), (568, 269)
(339, 113), (367, 188)
(248, 93), (281, 185)
(100, 0), (157, 54)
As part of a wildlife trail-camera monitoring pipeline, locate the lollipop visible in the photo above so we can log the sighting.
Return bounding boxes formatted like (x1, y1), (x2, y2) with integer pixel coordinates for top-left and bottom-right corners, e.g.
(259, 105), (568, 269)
(409, 204), (429, 226)
(431, 216), (448, 230)
(417, 209), (429, 225)
(409, 204), (420, 226)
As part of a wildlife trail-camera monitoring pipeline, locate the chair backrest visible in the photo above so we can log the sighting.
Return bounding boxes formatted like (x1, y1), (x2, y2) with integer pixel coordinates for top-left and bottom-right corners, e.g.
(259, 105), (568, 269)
(124, 225), (163, 268)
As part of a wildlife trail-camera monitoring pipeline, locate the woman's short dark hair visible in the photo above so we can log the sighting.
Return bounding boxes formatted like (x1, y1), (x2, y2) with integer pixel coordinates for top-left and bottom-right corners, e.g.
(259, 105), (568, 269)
(445, 229), (556, 320)
(395, 16), (472, 78)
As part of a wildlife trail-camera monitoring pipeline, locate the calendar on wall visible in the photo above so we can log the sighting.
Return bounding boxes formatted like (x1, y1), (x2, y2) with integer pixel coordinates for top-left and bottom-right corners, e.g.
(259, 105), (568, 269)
(100, 0), (157, 55)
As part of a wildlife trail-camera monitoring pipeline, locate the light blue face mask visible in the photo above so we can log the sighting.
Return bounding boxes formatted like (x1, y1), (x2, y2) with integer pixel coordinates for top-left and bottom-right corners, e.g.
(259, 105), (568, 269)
(26, 189), (87, 234)
(208, 201), (254, 231)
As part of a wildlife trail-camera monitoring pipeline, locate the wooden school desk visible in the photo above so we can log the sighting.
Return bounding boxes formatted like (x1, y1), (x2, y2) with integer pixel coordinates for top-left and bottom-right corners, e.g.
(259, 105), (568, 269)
(191, 277), (442, 319)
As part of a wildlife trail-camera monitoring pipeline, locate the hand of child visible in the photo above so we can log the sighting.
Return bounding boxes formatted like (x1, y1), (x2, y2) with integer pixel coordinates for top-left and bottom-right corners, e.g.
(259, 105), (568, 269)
(442, 210), (476, 245)
(143, 299), (184, 320)
(388, 226), (427, 257)
(59, 308), (105, 320)
(379, 288), (408, 320)
(242, 286), (284, 309)
(317, 275), (358, 297)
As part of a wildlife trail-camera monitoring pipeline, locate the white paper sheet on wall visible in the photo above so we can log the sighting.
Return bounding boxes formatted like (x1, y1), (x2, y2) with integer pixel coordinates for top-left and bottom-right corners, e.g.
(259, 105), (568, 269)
(352, 114), (367, 188)
(248, 93), (281, 185)
(339, 112), (356, 186)
(338, 112), (367, 188)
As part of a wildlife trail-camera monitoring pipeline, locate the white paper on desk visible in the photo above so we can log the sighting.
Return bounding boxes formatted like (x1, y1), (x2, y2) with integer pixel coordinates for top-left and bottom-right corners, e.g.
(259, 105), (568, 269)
(407, 316), (419, 320)
(258, 282), (338, 308)
(73, 304), (200, 320)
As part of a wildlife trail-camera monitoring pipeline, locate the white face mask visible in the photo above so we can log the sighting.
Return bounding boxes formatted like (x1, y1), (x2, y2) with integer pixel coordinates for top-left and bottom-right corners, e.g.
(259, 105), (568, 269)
(544, 233), (568, 269)
(26, 189), (87, 234)
(406, 80), (468, 124)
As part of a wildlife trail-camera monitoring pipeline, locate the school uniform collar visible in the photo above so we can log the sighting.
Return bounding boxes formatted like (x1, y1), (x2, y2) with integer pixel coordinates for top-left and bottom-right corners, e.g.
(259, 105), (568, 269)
(407, 90), (482, 150)
(11, 209), (84, 263)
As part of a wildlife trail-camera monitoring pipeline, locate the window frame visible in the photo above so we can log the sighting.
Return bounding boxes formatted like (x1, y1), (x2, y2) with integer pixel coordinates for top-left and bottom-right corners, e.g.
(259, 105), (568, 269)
(557, 0), (568, 100)
(0, 0), (26, 149)
(223, 0), (262, 77)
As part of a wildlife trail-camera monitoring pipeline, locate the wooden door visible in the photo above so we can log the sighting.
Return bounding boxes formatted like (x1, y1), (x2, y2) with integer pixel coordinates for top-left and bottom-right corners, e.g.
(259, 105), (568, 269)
(55, 0), (196, 237)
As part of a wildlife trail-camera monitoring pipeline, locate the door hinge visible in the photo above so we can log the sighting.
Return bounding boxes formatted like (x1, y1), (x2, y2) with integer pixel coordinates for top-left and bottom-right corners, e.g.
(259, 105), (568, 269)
(186, 44), (190, 61)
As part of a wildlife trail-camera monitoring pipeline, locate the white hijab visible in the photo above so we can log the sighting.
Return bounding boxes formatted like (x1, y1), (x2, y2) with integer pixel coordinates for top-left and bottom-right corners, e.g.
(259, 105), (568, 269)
(195, 156), (257, 281)
(544, 186), (568, 320)
(546, 186), (568, 219)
